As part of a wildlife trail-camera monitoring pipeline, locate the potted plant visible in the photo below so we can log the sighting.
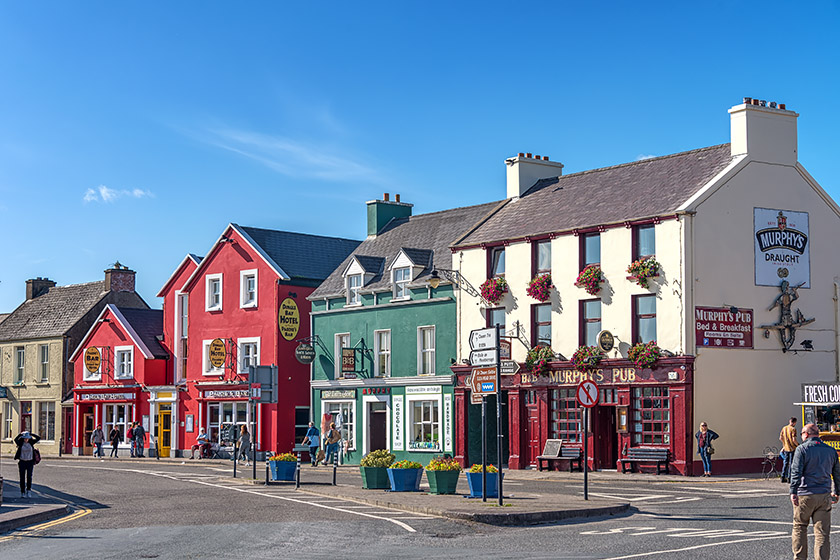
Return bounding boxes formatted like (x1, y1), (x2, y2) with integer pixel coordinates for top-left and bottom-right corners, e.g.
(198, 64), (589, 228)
(425, 456), (462, 495)
(526, 345), (555, 376)
(267, 452), (298, 481)
(526, 273), (554, 302)
(387, 460), (424, 492)
(480, 277), (508, 305)
(465, 464), (502, 498)
(359, 449), (395, 489)
(570, 345), (603, 373)
(627, 257), (660, 289)
(575, 264), (604, 296)
(628, 340), (661, 369)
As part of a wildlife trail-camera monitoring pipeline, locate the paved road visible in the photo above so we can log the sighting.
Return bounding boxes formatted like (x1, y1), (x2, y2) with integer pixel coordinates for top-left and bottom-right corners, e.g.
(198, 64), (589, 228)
(0, 459), (834, 559)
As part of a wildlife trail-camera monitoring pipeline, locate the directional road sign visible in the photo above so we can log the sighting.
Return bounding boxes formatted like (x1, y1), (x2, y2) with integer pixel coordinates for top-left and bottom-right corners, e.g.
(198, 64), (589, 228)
(469, 349), (497, 367)
(469, 328), (497, 350)
(470, 366), (498, 395)
(500, 360), (520, 375)
(576, 379), (599, 408)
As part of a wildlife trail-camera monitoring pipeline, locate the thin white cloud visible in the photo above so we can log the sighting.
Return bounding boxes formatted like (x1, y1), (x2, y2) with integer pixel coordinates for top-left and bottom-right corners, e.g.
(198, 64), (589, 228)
(83, 185), (154, 203)
(636, 154), (657, 161)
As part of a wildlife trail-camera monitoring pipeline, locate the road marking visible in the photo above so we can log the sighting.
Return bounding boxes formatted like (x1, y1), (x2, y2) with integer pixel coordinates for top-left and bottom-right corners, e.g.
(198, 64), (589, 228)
(679, 486), (778, 494)
(0, 506), (92, 542)
(588, 492), (674, 502)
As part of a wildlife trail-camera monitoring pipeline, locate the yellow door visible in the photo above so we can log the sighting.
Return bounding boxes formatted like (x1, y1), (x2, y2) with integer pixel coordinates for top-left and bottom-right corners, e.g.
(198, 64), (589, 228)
(157, 406), (172, 457)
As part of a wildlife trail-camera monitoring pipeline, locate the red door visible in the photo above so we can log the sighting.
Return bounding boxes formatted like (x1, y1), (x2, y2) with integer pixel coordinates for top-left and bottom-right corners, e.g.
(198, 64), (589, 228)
(526, 391), (540, 467)
(594, 405), (618, 470)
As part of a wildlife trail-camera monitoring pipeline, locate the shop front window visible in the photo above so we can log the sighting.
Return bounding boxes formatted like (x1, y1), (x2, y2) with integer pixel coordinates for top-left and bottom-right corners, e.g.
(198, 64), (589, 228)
(409, 399), (440, 451)
(103, 403), (133, 442)
(632, 387), (670, 445)
(550, 389), (581, 443)
(324, 401), (355, 450)
(208, 401), (250, 444)
(38, 401), (56, 441)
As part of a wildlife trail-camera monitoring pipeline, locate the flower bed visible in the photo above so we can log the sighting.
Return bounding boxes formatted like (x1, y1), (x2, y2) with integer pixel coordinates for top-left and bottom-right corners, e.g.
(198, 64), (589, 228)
(627, 257), (660, 289)
(480, 277), (508, 304)
(628, 341), (661, 369)
(570, 345), (603, 373)
(526, 273), (554, 302)
(526, 345), (555, 376)
(575, 265), (604, 296)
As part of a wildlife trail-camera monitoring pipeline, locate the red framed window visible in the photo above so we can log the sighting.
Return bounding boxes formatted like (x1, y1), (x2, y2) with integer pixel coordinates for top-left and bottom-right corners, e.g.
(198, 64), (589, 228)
(488, 246), (505, 278)
(550, 389), (581, 443)
(532, 304), (551, 347)
(486, 307), (505, 332)
(632, 387), (670, 445)
(632, 294), (657, 344)
(579, 299), (601, 347)
(580, 232), (600, 270)
(532, 239), (551, 276)
(632, 224), (656, 261)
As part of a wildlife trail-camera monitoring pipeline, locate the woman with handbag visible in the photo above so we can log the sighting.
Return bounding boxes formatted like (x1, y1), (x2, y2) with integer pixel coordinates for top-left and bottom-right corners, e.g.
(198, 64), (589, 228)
(14, 431), (41, 499)
(695, 422), (719, 477)
(109, 426), (123, 458)
(324, 422), (341, 466)
(237, 425), (252, 466)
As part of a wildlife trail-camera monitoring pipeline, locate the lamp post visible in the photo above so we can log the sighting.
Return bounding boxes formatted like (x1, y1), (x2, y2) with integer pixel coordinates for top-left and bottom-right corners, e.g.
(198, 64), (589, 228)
(428, 268), (483, 300)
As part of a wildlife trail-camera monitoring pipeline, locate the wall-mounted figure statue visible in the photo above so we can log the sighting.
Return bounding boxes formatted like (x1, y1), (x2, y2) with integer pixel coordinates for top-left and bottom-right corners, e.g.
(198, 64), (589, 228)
(760, 281), (815, 352)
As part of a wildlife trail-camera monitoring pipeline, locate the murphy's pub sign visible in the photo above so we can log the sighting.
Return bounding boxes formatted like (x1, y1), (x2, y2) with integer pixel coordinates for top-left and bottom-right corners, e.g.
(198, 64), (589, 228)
(754, 208), (810, 288)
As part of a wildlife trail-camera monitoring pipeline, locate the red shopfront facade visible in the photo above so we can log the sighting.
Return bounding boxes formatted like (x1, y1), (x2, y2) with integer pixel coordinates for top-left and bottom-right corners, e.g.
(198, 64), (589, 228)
(72, 388), (143, 456)
(452, 356), (695, 475)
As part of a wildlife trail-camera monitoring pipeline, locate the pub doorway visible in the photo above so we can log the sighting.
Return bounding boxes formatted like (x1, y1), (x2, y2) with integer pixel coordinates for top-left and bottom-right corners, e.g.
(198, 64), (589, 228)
(524, 390), (541, 468)
(594, 387), (619, 470)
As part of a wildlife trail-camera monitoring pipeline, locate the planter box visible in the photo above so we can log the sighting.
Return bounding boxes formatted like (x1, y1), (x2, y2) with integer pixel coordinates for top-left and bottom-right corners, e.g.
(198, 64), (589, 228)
(426, 470), (460, 495)
(387, 468), (423, 492)
(466, 471), (504, 498)
(360, 466), (391, 489)
(269, 460), (297, 481)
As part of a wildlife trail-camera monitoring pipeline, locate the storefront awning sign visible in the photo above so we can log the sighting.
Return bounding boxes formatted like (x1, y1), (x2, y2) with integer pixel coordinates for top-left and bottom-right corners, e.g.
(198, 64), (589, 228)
(801, 383), (840, 405)
(80, 393), (134, 401)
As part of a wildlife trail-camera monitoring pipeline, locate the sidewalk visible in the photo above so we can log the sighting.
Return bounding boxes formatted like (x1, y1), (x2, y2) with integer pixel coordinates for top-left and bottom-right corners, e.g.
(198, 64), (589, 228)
(0, 480), (70, 534)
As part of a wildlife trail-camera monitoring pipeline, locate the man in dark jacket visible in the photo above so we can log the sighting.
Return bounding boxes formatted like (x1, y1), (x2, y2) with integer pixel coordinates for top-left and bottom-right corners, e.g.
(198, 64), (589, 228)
(790, 423), (840, 560)
(133, 422), (146, 458)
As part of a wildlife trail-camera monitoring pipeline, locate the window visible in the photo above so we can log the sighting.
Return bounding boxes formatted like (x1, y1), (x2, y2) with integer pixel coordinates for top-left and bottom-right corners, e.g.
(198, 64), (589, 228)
(202, 340), (225, 375)
(634, 224), (656, 261)
(39, 344), (49, 382)
(489, 247), (505, 277)
(393, 267), (411, 299)
(324, 401), (355, 450)
(550, 389), (581, 443)
(205, 273), (223, 311)
(409, 399), (440, 451)
(600, 388), (618, 404)
(114, 346), (134, 379)
(208, 401), (249, 444)
(238, 337), (260, 373)
(38, 401), (56, 441)
(103, 404), (133, 444)
(581, 299), (601, 347)
(14, 346), (24, 383)
(534, 240), (551, 274)
(178, 292), (189, 338)
(486, 307), (505, 332)
(334, 333), (350, 378)
(347, 274), (362, 305)
(374, 330), (390, 377)
(582, 233), (600, 266)
(83, 347), (102, 381)
(633, 295), (657, 344)
(3, 402), (12, 439)
(418, 326), (435, 375)
(20, 401), (32, 432)
(533, 304), (551, 347)
(294, 407), (310, 445)
(240, 269), (258, 308)
(632, 387), (670, 445)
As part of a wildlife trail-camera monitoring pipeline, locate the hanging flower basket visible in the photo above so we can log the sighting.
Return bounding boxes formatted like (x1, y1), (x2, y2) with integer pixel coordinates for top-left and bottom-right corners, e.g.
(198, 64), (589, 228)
(480, 277), (508, 304)
(575, 265), (604, 296)
(570, 345), (603, 373)
(628, 341), (661, 369)
(526, 273), (554, 302)
(526, 345), (555, 376)
(626, 257), (660, 289)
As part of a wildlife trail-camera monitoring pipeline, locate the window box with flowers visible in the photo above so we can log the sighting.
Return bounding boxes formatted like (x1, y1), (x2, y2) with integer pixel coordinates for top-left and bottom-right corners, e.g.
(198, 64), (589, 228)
(628, 341), (661, 369)
(570, 345), (603, 373)
(480, 277), (508, 305)
(526, 273), (554, 302)
(626, 257), (660, 289)
(575, 265), (604, 296)
(526, 345), (555, 376)
(425, 456), (462, 495)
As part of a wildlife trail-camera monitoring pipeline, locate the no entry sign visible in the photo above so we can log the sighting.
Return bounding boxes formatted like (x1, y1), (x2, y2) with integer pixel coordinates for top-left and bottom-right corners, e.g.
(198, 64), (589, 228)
(576, 379), (599, 408)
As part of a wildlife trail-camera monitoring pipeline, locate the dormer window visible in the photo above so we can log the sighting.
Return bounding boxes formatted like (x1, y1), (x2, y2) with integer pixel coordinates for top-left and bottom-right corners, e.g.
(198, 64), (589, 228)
(347, 274), (362, 305)
(393, 267), (411, 299)
(206, 273), (223, 312)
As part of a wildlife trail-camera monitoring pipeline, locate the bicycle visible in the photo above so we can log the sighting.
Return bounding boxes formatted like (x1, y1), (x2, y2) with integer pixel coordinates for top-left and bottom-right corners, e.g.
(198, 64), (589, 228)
(762, 446), (780, 479)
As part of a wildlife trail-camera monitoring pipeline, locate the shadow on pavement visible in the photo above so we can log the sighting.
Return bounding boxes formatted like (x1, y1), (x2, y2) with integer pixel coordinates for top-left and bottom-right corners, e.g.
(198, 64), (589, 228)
(2, 479), (108, 511)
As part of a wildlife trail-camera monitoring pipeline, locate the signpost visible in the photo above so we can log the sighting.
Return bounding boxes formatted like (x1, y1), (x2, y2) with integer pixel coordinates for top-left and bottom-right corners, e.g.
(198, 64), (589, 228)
(576, 379), (599, 501)
(500, 360), (520, 375)
(469, 326), (504, 505)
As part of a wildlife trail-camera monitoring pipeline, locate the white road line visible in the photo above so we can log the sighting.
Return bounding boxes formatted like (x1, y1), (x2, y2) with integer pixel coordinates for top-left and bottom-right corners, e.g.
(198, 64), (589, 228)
(588, 492), (673, 502)
(678, 486), (777, 494)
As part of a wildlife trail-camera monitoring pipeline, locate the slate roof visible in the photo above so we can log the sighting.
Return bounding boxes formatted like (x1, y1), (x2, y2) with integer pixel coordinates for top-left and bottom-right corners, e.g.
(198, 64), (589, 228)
(0, 281), (109, 342)
(311, 201), (503, 298)
(351, 255), (386, 275)
(0, 314), (9, 325)
(119, 308), (168, 359)
(455, 144), (734, 247)
(238, 226), (361, 282)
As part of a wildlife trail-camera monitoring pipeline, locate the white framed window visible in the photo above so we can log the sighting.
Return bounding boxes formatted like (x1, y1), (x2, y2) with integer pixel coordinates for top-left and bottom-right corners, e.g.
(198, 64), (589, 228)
(114, 346), (134, 379)
(417, 326), (435, 375)
(178, 292), (189, 338)
(346, 274), (362, 305)
(38, 401), (56, 441)
(324, 400), (355, 450)
(39, 344), (49, 382)
(103, 403), (133, 443)
(14, 346), (24, 384)
(207, 401), (250, 444)
(334, 333), (350, 378)
(2, 402), (13, 440)
(374, 330), (391, 377)
(202, 340), (225, 375)
(83, 347), (103, 381)
(393, 267), (411, 299)
(240, 269), (258, 308)
(407, 397), (440, 451)
(238, 337), (260, 373)
(205, 273), (223, 312)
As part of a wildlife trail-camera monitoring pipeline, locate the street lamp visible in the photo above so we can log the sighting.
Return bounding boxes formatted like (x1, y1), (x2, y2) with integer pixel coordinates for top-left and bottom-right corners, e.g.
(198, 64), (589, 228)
(427, 267), (482, 299)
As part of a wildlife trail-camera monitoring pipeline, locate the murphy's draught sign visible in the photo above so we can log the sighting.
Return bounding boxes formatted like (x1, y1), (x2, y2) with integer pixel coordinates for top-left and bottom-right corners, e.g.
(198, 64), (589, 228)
(754, 208), (810, 288)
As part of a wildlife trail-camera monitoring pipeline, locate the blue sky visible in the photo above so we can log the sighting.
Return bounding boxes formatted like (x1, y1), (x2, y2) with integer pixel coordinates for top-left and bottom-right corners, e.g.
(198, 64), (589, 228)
(1, 2), (838, 312)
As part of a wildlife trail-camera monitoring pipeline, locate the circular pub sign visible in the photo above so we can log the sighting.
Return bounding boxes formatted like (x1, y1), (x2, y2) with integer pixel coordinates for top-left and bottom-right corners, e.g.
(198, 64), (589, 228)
(596, 330), (615, 353)
(209, 338), (227, 368)
(84, 347), (101, 373)
(278, 297), (300, 341)
(295, 343), (316, 364)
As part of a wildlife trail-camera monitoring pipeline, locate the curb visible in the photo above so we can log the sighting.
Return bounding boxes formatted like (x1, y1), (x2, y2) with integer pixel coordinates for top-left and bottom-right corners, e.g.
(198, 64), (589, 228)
(0, 504), (71, 535)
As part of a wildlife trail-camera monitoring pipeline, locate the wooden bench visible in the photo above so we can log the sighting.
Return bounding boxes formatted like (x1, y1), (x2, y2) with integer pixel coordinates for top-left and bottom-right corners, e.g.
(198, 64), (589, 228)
(620, 447), (670, 474)
(537, 440), (583, 472)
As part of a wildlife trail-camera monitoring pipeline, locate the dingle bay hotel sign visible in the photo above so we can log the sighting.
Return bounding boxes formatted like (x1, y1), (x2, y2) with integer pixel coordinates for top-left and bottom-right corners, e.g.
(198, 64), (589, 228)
(755, 208), (810, 288)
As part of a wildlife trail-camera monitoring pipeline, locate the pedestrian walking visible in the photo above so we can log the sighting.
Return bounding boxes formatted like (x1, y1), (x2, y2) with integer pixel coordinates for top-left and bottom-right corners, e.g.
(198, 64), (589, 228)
(325, 422), (341, 465)
(91, 424), (105, 458)
(790, 422), (840, 560)
(780, 417), (799, 483)
(695, 421), (719, 477)
(237, 425), (251, 466)
(128, 422), (136, 457)
(108, 426), (123, 458)
(303, 422), (320, 466)
(133, 422), (146, 457)
(14, 431), (41, 499)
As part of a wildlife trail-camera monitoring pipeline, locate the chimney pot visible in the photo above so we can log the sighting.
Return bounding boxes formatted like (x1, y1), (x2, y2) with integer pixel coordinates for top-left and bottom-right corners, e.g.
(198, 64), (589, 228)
(105, 266), (136, 293)
(743, 97), (752, 104)
(526, 153), (532, 158)
(534, 155), (540, 160)
(542, 156), (549, 161)
(26, 277), (56, 300)
(780, 103), (786, 110)
(395, 194), (401, 203)
(518, 152), (524, 157)
(384, 193), (389, 201)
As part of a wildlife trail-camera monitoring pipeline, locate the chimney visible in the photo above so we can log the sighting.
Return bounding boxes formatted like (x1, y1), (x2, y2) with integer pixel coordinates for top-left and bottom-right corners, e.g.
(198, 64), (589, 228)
(505, 153), (565, 199)
(25, 277), (56, 300)
(366, 194), (413, 237)
(730, 98), (798, 165)
(104, 263), (136, 292)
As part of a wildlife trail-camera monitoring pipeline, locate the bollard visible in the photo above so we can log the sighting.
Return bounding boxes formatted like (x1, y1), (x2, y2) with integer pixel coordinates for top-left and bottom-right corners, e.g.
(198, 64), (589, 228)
(332, 447), (338, 486)
(295, 451), (301, 489)
(233, 441), (238, 478)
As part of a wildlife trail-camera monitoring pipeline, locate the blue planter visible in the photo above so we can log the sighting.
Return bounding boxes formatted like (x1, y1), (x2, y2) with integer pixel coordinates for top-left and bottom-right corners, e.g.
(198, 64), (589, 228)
(387, 468), (423, 492)
(466, 471), (503, 498)
(269, 460), (297, 481)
